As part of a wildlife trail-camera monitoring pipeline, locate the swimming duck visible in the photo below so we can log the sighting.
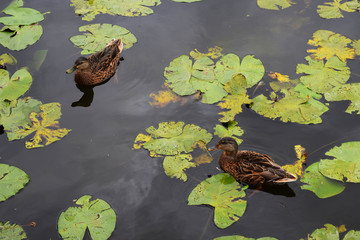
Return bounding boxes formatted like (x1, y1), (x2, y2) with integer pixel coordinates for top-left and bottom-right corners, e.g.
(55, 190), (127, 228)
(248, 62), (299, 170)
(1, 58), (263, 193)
(66, 38), (123, 86)
(209, 137), (297, 186)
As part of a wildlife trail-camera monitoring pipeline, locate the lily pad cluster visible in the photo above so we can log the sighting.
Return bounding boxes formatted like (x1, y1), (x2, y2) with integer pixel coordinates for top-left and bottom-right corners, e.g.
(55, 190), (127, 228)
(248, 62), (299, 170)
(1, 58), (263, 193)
(300, 223), (360, 240)
(0, 0), (46, 50)
(0, 54), (71, 149)
(133, 121), (213, 181)
(300, 141), (360, 198)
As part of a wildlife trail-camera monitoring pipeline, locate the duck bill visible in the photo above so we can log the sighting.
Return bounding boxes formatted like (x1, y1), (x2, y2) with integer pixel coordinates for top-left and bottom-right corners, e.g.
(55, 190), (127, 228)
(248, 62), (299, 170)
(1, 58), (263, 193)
(208, 145), (220, 151)
(66, 65), (77, 74)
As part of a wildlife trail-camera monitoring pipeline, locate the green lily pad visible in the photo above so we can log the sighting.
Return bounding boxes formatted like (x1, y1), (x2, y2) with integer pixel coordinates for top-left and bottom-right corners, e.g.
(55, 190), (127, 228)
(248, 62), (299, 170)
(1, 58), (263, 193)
(138, 121), (212, 156)
(344, 230), (360, 240)
(0, 24), (43, 51)
(325, 83), (360, 114)
(306, 224), (339, 239)
(191, 78), (228, 104)
(0, 68), (32, 101)
(163, 154), (196, 182)
(318, 141), (360, 183)
(70, 0), (161, 21)
(317, 0), (360, 19)
(70, 23), (137, 55)
(9, 102), (71, 149)
(0, 0), (44, 26)
(214, 121), (244, 145)
(300, 162), (345, 198)
(188, 173), (247, 229)
(58, 195), (116, 240)
(296, 56), (350, 94)
(214, 236), (278, 240)
(257, 0), (295, 10)
(0, 222), (27, 240)
(353, 39), (360, 55)
(172, 0), (203, 2)
(0, 163), (30, 202)
(189, 46), (223, 60)
(0, 53), (17, 67)
(307, 30), (355, 62)
(251, 86), (329, 124)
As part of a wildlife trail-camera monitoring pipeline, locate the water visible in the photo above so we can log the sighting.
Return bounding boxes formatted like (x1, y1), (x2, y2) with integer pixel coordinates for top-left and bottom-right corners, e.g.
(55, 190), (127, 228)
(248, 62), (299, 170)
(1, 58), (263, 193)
(0, 0), (359, 239)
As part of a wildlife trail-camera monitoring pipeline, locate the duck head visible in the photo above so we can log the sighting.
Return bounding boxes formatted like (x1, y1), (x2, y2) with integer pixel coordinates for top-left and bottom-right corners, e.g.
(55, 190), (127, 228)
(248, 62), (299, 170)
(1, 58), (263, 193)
(209, 137), (238, 155)
(66, 57), (89, 74)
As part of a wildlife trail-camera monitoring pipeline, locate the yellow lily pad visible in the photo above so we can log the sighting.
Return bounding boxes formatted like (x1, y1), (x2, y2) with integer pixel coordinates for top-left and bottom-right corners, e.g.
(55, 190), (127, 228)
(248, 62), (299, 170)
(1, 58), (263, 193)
(283, 145), (307, 177)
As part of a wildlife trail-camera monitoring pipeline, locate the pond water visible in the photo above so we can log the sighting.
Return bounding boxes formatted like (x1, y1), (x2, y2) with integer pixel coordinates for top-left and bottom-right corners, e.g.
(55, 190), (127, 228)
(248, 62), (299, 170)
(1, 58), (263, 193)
(0, 0), (360, 239)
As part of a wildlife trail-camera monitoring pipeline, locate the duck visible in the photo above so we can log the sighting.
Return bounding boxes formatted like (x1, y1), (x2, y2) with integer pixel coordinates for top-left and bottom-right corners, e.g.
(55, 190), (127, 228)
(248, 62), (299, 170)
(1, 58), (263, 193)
(66, 38), (123, 86)
(209, 137), (297, 187)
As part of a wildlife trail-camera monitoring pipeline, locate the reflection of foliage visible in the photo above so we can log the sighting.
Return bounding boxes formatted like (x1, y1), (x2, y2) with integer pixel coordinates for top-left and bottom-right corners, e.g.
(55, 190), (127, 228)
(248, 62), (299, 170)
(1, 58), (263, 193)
(0, 163), (29, 202)
(283, 145), (307, 178)
(303, 224), (360, 240)
(325, 83), (360, 114)
(214, 121), (244, 145)
(0, 221), (27, 240)
(70, 0), (161, 21)
(257, 0), (295, 10)
(317, 0), (360, 19)
(70, 24), (137, 55)
(0, 0), (45, 50)
(296, 56), (350, 94)
(58, 195), (116, 240)
(188, 173), (247, 229)
(307, 30), (355, 62)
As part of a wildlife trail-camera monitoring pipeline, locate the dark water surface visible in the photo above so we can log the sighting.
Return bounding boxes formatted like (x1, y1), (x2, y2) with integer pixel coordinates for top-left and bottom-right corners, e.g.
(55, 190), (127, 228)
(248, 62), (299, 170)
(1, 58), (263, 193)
(0, 0), (360, 239)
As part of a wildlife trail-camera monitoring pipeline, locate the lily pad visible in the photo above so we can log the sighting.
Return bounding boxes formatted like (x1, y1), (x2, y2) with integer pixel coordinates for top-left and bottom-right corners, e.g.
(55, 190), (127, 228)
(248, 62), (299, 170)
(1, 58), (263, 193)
(283, 145), (307, 178)
(190, 46), (223, 60)
(318, 141), (360, 183)
(172, 0), (203, 2)
(9, 102), (71, 149)
(136, 121), (212, 156)
(317, 0), (360, 19)
(300, 162), (345, 198)
(344, 230), (360, 240)
(0, 53), (17, 67)
(0, 222), (27, 240)
(307, 30), (355, 62)
(58, 195), (116, 240)
(0, 0), (44, 26)
(0, 24), (43, 51)
(296, 56), (350, 94)
(214, 236), (278, 240)
(70, 0), (161, 21)
(214, 121), (244, 145)
(188, 173), (247, 229)
(0, 68), (32, 101)
(70, 23), (137, 55)
(306, 224), (339, 239)
(163, 154), (196, 182)
(352, 39), (360, 55)
(257, 0), (295, 10)
(0, 163), (29, 202)
(324, 83), (360, 114)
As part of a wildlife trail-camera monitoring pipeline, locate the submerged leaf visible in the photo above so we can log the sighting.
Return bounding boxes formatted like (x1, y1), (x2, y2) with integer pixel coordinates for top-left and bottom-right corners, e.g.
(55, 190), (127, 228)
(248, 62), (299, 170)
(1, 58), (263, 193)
(149, 88), (185, 108)
(296, 56), (350, 94)
(70, 23), (137, 55)
(0, 68), (32, 101)
(0, 163), (30, 202)
(0, 222), (27, 240)
(0, 24), (43, 51)
(214, 121), (244, 145)
(58, 195), (116, 240)
(300, 162), (345, 198)
(163, 154), (196, 182)
(257, 0), (295, 10)
(283, 145), (307, 178)
(188, 173), (247, 229)
(325, 83), (360, 114)
(307, 30), (355, 62)
(318, 141), (360, 183)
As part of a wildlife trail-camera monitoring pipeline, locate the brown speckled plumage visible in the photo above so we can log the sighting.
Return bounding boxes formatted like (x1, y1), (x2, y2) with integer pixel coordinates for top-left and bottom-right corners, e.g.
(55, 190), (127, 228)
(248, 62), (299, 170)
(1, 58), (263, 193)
(212, 137), (297, 186)
(67, 39), (123, 86)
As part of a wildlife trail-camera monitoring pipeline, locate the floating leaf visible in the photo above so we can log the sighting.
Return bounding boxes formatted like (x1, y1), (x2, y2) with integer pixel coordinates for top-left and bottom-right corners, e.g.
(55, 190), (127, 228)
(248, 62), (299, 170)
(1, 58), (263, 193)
(257, 0), (295, 10)
(214, 121), (244, 145)
(283, 145), (307, 178)
(214, 236), (278, 240)
(191, 78), (228, 104)
(188, 173), (247, 229)
(70, 23), (137, 55)
(0, 222), (27, 240)
(300, 162), (345, 198)
(0, 53), (17, 67)
(251, 86), (329, 124)
(306, 224), (339, 239)
(58, 195), (116, 240)
(318, 141), (360, 183)
(353, 39), (360, 55)
(0, 68), (32, 101)
(317, 0), (360, 19)
(10, 103), (71, 149)
(268, 72), (290, 82)
(0, 24), (43, 51)
(0, 0), (44, 26)
(163, 154), (196, 182)
(218, 74), (252, 122)
(325, 83), (360, 114)
(0, 163), (29, 202)
(139, 121), (212, 156)
(344, 230), (360, 240)
(307, 30), (355, 62)
(70, 0), (161, 21)
(296, 56), (350, 94)
(172, 0), (203, 2)
(190, 46), (223, 60)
